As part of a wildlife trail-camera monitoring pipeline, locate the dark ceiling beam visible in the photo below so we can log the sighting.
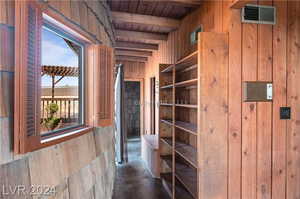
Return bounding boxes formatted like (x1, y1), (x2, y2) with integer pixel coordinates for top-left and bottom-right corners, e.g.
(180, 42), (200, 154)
(230, 0), (255, 9)
(115, 49), (153, 57)
(115, 41), (159, 51)
(141, 0), (202, 7)
(116, 55), (148, 62)
(116, 29), (168, 43)
(112, 11), (180, 29)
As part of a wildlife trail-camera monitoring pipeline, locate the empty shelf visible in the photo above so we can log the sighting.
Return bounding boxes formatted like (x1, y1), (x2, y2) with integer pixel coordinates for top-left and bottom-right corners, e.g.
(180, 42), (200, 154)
(175, 141), (197, 168)
(179, 64), (197, 73)
(160, 84), (173, 89)
(175, 161), (197, 198)
(161, 65), (174, 73)
(175, 79), (197, 87)
(161, 119), (173, 126)
(175, 179), (194, 199)
(174, 121), (197, 135)
(175, 104), (197, 109)
(161, 155), (173, 168)
(161, 137), (173, 147)
(175, 51), (198, 71)
(160, 103), (173, 107)
(161, 173), (173, 198)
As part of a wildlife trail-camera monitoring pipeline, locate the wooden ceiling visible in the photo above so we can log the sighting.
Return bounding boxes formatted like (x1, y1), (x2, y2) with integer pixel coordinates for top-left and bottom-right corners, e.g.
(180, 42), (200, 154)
(107, 0), (201, 62)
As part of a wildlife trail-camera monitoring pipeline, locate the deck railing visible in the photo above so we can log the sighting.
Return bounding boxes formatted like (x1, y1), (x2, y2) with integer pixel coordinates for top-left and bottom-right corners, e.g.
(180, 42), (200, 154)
(41, 97), (79, 122)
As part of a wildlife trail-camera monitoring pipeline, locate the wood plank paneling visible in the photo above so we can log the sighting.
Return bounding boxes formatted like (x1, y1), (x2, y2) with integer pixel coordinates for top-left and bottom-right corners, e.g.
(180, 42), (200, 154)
(223, 1), (242, 198)
(287, 1), (300, 199)
(272, 1), (287, 199)
(70, 0), (80, 24)
(60, 0), (71, 19)
(117, 60), (145, 79)
(0, 0), (7, 24)
(79, 1), (88, 31)
(242, 17), (258, 199)
(199, 32), (229, 199)
(257, 1), (273, 199)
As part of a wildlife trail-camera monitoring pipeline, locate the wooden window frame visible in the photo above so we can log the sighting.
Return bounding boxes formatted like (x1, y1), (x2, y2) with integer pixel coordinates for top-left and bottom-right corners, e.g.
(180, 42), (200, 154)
(14, 1), (114, 154)
(39, 8), (96, 149)
(40, 20), (86, 136)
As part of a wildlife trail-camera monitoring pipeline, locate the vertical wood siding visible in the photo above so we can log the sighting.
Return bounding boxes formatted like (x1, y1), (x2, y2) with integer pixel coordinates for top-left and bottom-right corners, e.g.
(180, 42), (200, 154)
(145, 1), (300, 198)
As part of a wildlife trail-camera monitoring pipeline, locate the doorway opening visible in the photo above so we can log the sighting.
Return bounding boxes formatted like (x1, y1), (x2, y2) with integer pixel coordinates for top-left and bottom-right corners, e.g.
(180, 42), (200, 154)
(124, 81), (141, 162)
(150, 77), (156, 134)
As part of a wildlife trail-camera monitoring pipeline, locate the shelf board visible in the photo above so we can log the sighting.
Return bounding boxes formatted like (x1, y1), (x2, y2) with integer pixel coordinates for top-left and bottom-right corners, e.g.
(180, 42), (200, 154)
(174, 121), (197, 135)
(175, 179), (194, 199)
(160, 103), (173, 107)
(161, 119), (173, 126)
(175, 51), (198, 71)
(179, 64), (197, 73)
(161, 137), (173, 147)
(175, 161), (197, 198)
(176, 51), (198, 65)
(160, 84), (173, 89)
(175, 79), (197, 88)
(161, 173), (173, 198)
(175, 104), (197, 109)
(161, 51), (198, 73)
(161, 65), (174, 73)
(161, 155), (173, 168)
(175, 141), (197, 168)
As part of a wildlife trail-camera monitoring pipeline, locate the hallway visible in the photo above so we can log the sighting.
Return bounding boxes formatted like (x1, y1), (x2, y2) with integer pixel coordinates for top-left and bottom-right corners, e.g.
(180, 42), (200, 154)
(112, 138), (170, 199)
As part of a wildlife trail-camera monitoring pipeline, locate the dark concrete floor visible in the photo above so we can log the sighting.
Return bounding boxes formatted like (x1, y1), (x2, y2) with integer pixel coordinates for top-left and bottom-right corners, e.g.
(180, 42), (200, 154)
(112, 137), (170, 199)
(127, 137), (141, 162)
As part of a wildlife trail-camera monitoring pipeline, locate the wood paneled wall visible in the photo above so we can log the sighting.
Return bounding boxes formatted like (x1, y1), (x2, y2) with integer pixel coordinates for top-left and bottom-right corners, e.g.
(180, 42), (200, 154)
(145, 1), (300, 198)
(117, 60), (145, 79)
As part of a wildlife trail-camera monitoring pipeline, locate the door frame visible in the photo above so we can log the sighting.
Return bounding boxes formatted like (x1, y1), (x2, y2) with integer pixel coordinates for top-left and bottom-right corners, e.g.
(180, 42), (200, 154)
(124, 78), (145, 136)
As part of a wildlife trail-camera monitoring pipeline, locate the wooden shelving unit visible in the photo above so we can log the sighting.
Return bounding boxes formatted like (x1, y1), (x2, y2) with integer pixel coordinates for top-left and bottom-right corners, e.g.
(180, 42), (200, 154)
(158, 33), (229, 199)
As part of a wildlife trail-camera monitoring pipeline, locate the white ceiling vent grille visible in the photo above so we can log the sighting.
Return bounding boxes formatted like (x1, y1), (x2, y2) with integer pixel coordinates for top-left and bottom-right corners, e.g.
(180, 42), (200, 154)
(241, 4), (276, 25)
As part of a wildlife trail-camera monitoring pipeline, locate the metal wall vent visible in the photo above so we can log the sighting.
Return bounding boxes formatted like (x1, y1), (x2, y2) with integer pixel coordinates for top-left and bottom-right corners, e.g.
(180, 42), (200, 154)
(190, 26), (203, 45)
(242, 4), (276, 25)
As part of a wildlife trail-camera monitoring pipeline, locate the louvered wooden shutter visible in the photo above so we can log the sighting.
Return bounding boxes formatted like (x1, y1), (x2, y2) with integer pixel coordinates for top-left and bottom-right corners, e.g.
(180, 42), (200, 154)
(14, 1), (42, 153)
(87, 45), (114, 127)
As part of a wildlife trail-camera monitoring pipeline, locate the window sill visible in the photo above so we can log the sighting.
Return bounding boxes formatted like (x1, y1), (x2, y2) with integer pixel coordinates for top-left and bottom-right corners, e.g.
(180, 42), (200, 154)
(40, 126), (94, 148)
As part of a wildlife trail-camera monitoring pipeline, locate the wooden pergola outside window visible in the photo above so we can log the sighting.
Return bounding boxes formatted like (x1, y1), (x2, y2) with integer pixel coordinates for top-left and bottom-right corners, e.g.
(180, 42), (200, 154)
(41, 65), (79, 99)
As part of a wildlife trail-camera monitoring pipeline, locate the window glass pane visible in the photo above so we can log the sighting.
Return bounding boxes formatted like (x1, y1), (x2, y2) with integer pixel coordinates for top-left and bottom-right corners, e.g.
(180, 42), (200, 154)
(41, 26), (83, 135)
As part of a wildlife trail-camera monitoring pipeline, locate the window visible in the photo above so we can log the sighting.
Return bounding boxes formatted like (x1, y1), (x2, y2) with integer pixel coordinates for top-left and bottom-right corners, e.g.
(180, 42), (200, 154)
(41, 23), (84, 136)
(14, 1), (114, 154)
